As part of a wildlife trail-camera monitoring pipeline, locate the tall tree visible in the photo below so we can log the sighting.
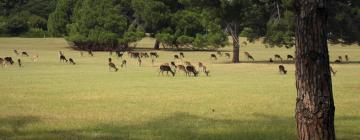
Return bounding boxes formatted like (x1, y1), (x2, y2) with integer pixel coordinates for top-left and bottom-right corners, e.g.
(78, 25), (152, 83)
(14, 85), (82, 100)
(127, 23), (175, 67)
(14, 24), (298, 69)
(294, 0), (335, 139)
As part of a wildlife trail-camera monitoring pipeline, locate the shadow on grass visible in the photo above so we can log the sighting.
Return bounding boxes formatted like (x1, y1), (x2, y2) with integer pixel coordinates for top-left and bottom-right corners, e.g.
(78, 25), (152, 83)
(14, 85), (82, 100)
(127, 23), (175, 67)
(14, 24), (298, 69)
(0, 113), (359, 140)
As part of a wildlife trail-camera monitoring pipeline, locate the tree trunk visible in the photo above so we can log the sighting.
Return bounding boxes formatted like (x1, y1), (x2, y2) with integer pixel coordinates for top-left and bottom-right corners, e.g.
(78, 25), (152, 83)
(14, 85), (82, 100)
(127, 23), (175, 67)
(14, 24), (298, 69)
(294, 0), (335, 140)
(232, 37), (240, 63)
(154, 39), (160, 50)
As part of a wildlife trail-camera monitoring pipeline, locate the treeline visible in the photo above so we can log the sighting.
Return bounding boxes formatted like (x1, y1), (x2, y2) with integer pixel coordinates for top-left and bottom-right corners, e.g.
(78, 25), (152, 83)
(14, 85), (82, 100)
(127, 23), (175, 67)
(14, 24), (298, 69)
(0, 0), (57, 37)
(1, 0), (359, 62)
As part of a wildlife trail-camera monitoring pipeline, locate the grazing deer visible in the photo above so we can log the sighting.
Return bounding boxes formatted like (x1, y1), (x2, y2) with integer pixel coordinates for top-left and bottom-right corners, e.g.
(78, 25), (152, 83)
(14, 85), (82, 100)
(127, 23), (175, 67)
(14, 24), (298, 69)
(287, 55), (294, 60)
(32, 54), (39, 62)
(179, 52), (185, 58)
(244, 52), (254, 61)
(69, 58), (76, 65)
(5, 57), (14, 65)
(185, 61), (191, 66)
(204, 70), (210, 76)
(177, 65), (187, 74)
(22, 52), (29, 57)
(217, 51), (222, 56)
(225, 53), (231, 59)
(274, 54), (283, 61)
(60, 55), (68, 62)
(17, 59), (22, 67)
(121, 60), (127, 68)
(14, 49), (19, 55)
(210, 54), (217, 60)
(174, 55), (180, 60)
(269, 58), (274, 62)
(242, 41), (248, 46)
(138, 58), (142, 66)
(338, 56), (342, 62)
(186, 65), (199, 77)
(131, 52), (140, 58)
(279, 65), (287, 75)
(171, 61), (177, 68)
(330, 66), (337, 76)
(88, 50), (94, 56)
(109, 62), (118, 72)
(198, 62), (207, 72)
(345, 55), (349, 62)
(150, 52), (159, 58)
(116, 51), (123, 59)
(159, 64), (175, 76)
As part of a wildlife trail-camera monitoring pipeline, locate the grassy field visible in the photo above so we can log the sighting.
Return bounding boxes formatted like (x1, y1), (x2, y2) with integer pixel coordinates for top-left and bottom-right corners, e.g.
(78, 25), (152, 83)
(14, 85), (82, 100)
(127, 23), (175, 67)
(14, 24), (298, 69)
(0, 38), (359, 140)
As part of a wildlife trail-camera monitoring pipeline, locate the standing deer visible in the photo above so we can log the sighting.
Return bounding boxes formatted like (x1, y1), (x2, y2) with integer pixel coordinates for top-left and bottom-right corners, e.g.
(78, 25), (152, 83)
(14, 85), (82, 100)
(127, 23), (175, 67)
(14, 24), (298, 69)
(60, 54), (68, 62)
(210, 54), (217, 60)
(174, 55), (180, 60)
(88, 50), (94, 56)
(150, 52), (159, 58)
(345, 55), (349, 62)
(14, 49), (19, 55)
(159, 64), (175, 76)
(177, 65), (187, 74)
(22, 52), (29, 57)
(179, 52), (185, 58)
(32, 54), (39, 62)
(279, 65), (287, 75)
(198, 62), (207, 72)
(17, 59), (22, 67)
(121, 60), (127, 68)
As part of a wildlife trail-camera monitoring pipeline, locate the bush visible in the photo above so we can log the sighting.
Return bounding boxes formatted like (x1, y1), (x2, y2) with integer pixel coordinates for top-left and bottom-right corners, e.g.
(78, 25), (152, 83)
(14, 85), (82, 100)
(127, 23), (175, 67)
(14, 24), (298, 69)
(20, 28), (50, 38)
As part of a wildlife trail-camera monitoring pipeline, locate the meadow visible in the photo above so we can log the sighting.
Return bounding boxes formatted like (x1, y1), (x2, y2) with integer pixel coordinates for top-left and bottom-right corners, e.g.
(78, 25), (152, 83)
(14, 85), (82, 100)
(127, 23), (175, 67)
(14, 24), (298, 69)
(0, 38), (359, 140)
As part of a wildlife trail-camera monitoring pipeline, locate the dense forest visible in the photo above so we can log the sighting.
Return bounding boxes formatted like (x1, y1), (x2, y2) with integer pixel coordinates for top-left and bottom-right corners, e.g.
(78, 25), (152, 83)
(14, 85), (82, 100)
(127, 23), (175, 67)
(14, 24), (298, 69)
(0, 0), (359, 61)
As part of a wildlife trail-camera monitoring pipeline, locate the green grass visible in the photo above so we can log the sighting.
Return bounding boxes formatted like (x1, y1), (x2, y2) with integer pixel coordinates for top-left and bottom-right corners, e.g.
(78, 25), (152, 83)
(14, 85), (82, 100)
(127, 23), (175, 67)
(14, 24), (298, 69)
(0, 38), (359, 140)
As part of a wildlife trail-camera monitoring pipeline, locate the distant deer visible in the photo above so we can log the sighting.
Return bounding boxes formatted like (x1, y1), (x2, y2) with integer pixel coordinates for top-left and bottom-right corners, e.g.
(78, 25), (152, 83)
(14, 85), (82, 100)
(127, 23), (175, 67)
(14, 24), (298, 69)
(116, 51), (123, 59)
(269, 58), (274, 62)
(174, 55), (180, 60)
(279, 65), (287, 75)
(59, 51), (64, 56)
(171, 61), (177, 68)
(217, 51), (222, 56)
(60, 55), (68, 62)
(32, 54), (39, 62)
(22, 51), (29, 57)
(14, 49), (19, 55)
(225, 53), (231, 59)
(185, 61), (191, 66)
(334, 59), (341, 63)
(0, 58), (4, 67)
(244, 52), (254, 61)
(186, 65), (199, 77)
(17, 59), (22, 67)
(198, 62), (207, 72)
(338, 56), (342, 62)
(69, 58), (76, 65)
(150, 52), (159, 58)
(345, 55), (349, 62)
(287, 55), (294, 60)
(242, 41), (248, 46)
(204, 70), (210, 76)
(4, 57), (14, 65)
(121, 60), (127, 68)
(138, 58), (142, 66)
(86, 50), (93, 56)
(179, 52), (185, 58)
(330, 66), (337, 76)
(210, 54), (217, 60)
(274, 54), (283, 61)
(177, 65), (187, 74)
(159, 64), (175, 76)
(108, 58), (118, 72)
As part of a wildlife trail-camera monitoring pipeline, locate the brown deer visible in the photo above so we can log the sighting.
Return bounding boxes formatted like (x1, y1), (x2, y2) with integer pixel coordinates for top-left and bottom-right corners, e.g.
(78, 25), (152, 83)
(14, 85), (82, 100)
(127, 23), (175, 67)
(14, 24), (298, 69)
(338, 56), (342, 62)
(174, 55), (180, 60)
(69, 58), (76, 65)
(210, 54), (217, 60)
(159, 64), (175, 76)
(274, 54), (283, 61)
(17, 59), (22, 67)
(186, 65), (199, 77)
(32, 54), (39, 62)
(344, 55), (349, 62)
(60, 55), (68, 62)
(0, 58), (4, 67)
(244, 52), (254, 61)
(177, 65), (187, 74)
(121, 60), (127, 68)
(150, 52), (159, 58)
(171, 61), (177, 68)
(138, 58), (142, 66)
(198, 62), (207, 72)
(279, 65), (287, 75)
(217, 51), (222, 56)
(179, 52), (185, 58)
(22, 51), (29, 57)
(225, 53), (231, 59)
(88, 50), (94, 56)
(287, 55), (294, 60)
(14, 49), (19, 55)
(330, 66), (337, 76)
(108, 58), (118, 72)
(185, 61), (191, 66)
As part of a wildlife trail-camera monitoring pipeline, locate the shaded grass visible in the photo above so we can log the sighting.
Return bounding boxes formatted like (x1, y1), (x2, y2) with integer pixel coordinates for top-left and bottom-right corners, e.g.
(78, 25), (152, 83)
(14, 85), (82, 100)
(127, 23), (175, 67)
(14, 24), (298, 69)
(0, 38), (359, 139)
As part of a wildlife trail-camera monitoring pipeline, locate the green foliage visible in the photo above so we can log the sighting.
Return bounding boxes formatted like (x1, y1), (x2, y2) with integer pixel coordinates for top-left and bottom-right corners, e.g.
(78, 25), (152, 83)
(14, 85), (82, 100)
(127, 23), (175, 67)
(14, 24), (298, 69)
(264, 10), (295, 48)
(28, 15), (47, 30)
(20, 28), (50, 38)
(176, 35), (194, 48)
(6, 12), (30, 36)
(48, 0), (76, 36)
(155, 33), (176, 48)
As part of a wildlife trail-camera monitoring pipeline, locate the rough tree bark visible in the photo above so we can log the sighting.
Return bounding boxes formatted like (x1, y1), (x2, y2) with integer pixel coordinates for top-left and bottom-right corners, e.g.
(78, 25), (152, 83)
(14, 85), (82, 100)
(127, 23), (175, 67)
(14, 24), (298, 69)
(294, 0), (335, 140)
(227, 24), (240, 63)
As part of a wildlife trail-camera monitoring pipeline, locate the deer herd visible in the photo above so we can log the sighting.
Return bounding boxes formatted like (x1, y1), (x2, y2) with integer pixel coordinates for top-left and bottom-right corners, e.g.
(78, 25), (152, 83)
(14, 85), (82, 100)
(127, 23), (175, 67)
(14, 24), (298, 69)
(0, 48), (350, 77)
